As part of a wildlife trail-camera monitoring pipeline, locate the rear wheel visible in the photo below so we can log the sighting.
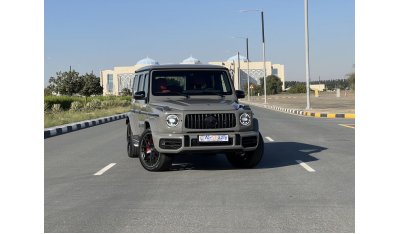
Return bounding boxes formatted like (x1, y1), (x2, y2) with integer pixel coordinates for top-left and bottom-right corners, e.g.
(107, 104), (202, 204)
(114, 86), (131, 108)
(139, 129), (172, 171)
(226, 132), (264, 168)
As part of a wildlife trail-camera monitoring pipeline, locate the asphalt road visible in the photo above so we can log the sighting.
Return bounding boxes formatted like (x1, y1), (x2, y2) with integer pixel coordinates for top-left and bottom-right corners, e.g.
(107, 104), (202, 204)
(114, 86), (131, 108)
(44, 106), (355, 232)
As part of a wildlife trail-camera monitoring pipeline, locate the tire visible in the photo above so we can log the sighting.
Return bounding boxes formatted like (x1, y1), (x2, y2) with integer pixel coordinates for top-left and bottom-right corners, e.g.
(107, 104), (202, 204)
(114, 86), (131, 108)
(138, 129), (172, 171)
(226, 132), (264, 168)
(127, 123), (139, 158)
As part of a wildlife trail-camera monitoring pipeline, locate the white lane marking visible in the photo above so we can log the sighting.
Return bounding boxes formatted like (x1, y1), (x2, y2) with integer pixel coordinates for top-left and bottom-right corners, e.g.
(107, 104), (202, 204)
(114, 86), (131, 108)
(265, 136), (274, 142)
(339, 124), (355, 129)
(94, 163), (116, 175)
(295, 160), (315, 172)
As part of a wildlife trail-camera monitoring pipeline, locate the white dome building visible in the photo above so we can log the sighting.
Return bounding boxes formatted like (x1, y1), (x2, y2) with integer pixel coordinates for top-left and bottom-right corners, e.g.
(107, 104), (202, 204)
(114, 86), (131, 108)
(135, 57), (159, 65)
(226, 55), (248, 62)
(181, 56), (201, 64)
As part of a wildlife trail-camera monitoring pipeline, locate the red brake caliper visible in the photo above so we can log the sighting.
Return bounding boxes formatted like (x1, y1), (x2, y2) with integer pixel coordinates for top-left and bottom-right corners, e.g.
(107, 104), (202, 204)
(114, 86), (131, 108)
(145, 137), (153, 154)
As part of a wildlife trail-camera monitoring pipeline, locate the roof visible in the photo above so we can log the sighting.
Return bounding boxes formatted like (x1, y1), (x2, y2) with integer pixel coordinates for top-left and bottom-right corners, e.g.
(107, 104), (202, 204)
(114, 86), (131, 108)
(181, 56), (201, 64)
(136, 57), (159, 65)
(135, 64), (228, 73)
(227, 54), (248, 62)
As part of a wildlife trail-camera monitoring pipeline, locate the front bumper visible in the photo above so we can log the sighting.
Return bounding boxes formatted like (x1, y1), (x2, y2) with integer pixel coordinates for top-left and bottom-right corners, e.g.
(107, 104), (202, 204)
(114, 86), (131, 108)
(152, 131), (260, 154)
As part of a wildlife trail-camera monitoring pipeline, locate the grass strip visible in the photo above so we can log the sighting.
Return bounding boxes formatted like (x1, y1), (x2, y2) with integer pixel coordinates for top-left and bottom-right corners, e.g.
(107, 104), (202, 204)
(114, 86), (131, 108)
(44, 106), (130, 128)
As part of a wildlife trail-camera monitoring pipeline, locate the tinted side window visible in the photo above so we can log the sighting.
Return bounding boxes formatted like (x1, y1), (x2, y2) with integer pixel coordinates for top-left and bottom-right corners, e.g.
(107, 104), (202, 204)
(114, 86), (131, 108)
(138, 74), (144, 91)
(143, 73), (149, 95)
(133, 75), (139, 93)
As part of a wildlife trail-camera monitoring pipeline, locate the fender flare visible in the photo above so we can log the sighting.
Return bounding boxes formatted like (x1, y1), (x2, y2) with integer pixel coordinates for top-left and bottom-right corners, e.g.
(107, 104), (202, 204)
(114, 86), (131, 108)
(252, 118), (259, 132)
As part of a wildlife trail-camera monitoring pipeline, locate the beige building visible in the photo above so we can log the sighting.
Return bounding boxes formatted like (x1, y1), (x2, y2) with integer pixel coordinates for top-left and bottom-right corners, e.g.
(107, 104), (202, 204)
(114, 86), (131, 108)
(100, 57), (159, 96)
(209, 55), (285, 90)
(100, 56), (285, 95)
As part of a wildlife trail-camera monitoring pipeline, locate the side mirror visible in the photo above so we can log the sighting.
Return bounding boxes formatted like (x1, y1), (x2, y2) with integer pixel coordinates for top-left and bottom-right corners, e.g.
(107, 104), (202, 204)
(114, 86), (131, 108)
(235, 90), (245, 99)
(133, 91), (145, 100)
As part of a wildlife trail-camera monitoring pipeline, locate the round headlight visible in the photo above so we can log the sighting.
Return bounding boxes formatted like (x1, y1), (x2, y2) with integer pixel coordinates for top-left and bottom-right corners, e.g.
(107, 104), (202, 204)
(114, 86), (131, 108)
(166, 114), (179, 127)
(239, 113), (251, 126)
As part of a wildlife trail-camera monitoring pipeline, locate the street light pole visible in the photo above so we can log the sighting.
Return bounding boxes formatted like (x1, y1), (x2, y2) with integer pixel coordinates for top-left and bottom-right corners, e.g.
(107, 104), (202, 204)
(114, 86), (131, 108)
(240, 9), (267, 104)
(237, 51), (241, 90)
(304, 0), (311, 109)
(261, 11), (267, 104)
(246, 38), (250, 101)
(231, 36), (250, 100)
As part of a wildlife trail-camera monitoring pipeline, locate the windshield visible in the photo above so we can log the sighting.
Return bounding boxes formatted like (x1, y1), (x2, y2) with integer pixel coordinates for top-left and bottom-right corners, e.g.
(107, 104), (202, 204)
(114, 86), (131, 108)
(151, 70), (232, 96)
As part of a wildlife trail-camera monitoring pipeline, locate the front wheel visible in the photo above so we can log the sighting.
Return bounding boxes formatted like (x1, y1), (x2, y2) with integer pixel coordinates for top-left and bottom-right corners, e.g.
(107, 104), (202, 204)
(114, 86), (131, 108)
(138, 129), (172, 171)
(226, 132), (264, 168)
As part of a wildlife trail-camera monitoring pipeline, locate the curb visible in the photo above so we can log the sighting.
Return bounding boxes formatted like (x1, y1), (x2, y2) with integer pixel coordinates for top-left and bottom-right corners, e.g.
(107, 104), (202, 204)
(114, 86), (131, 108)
(241, 101), (355, 119)
(44, 113), (127, 139)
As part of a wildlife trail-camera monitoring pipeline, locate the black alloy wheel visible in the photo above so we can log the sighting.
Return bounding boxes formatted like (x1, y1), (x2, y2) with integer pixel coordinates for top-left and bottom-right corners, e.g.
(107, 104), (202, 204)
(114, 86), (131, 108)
(226, 132), (264, 169)
(138, 129), (172, 171)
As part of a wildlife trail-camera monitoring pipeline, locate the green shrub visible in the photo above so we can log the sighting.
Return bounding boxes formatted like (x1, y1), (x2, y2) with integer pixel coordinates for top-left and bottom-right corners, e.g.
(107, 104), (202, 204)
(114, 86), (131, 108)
(44, 96), (83, 110)
(52, 104), (62, 113)
(85, 99), (101, 110)
(85, 102), (94, 111)
(288, 83), (307, 93)
(44, 102), (51, 112)
(114, 99), (130, 107)
(101, 99), (130, 108)
(70, 101), (83, 112)
(100, 100), (112, 109)
(44, 95), (130, 108)
(92, 99), (101, 108)
(122, 100), (131, 106)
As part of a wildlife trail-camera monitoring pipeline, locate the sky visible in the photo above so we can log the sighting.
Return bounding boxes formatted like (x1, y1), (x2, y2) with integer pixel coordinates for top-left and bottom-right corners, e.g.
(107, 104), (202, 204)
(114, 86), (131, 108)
(44, 0), (354, 85)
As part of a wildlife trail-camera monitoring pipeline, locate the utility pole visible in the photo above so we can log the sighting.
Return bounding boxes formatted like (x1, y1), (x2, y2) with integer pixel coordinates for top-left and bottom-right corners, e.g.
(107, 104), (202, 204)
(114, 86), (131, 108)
(231, 36), (250, 98)
(237, 52), (241, 90)
(261, 11), (267, 104)
(240, 9), (267, 104)
(304, 0), (311, 109)
(246, 38), (250, 101)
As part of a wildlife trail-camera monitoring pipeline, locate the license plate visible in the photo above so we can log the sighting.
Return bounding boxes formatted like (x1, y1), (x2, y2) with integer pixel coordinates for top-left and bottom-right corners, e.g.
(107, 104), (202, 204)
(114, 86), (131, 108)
(198, 135), (229, 142)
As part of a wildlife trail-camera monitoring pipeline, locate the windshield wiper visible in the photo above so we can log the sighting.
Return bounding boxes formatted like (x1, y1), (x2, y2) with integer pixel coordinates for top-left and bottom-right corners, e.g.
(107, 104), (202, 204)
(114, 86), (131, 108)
(201, 90), (225, 97)
(168, 91), (190, 98)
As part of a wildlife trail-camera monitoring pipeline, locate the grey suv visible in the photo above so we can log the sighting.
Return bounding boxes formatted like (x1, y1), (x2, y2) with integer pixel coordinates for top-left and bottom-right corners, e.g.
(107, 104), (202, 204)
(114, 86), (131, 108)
(126, 64), (263, 171)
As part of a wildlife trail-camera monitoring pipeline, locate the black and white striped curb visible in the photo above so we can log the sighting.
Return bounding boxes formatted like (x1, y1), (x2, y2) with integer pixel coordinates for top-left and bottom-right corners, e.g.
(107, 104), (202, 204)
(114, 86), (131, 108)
(241, 101), (355, 119)
(261, 104), (305, 115)
(253, 103), (305, 115)
(44, 113), (127, 139)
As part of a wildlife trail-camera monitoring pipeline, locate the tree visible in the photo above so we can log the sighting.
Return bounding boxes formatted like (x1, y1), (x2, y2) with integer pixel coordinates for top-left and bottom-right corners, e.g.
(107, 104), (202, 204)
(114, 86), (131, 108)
(79, 73), (103, 97)
(48, 70), (83, 96)
(347, 72), (355, 90)
(44, 87), (52, 96)
(121, 88), (132, 96)
(265, 75), (283, 95)
(258, 75), (282, 95)
(288, 83), (307, 93)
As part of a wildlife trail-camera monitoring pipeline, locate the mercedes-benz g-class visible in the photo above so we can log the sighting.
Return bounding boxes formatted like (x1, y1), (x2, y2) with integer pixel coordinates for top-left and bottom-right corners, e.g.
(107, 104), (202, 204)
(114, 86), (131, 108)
(126, 64), (263, 171)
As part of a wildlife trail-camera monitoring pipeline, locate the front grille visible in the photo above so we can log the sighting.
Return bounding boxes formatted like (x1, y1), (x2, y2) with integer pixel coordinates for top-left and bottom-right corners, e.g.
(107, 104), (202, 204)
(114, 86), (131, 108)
(159, 138), (182, 149)
(185, 113), (236, 129)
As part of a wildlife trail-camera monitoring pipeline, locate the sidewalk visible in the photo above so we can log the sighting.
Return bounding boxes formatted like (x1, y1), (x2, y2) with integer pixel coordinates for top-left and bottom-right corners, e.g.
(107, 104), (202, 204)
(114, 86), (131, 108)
(241, 92), (355, 119)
